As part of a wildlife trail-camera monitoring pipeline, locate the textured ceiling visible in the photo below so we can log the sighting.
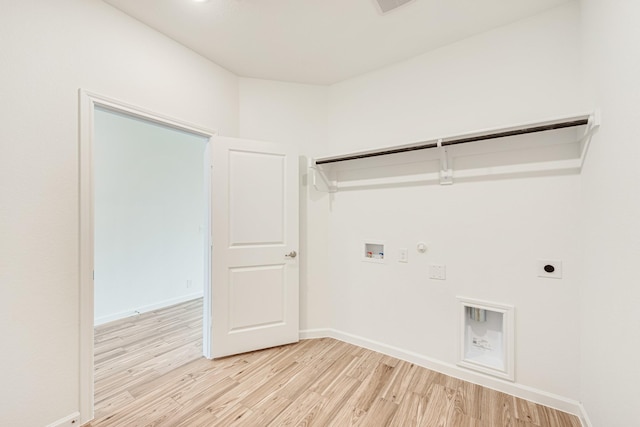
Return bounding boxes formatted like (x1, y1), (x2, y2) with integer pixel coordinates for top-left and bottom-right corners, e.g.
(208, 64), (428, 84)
(103, 0), (573, 85)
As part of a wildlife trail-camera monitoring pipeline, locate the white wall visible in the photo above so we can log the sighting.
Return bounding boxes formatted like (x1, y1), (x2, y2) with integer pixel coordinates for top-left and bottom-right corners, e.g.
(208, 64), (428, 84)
(238, 78), (330, 331)
(327, 2), (586, 153)
(4, 0), (636, 424)
(326, 1), (587, 402)
(579, 0), (640, 425)
(94, 108), (206, 325)
(0, 1), (238, 425)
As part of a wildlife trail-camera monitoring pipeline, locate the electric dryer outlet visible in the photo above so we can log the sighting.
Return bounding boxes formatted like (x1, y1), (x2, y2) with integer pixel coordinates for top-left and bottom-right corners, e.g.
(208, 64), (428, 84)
(538, 260), (562, 279)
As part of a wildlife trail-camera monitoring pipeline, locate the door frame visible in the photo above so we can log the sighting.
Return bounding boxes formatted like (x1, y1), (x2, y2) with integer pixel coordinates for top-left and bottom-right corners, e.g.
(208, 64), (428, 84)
(78, 90), (216, 424)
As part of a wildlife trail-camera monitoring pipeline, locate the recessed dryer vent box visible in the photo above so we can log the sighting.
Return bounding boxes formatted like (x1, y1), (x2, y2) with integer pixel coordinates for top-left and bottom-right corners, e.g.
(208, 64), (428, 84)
(457, 297), (515, 381)
(363, 240), (385, 263)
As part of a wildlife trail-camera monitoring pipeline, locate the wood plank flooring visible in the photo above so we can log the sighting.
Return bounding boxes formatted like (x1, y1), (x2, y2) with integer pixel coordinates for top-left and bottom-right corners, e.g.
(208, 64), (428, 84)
(89, 299), (581, 427)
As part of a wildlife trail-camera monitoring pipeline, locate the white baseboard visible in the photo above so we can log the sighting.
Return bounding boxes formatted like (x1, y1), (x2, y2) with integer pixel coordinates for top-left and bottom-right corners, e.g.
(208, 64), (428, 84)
(577, 402), (593, 427)
(299, 328), (331, 339)
(300, 328), (585, 423)
(94, 292), (203, 326)
(46, 412), (80, 427)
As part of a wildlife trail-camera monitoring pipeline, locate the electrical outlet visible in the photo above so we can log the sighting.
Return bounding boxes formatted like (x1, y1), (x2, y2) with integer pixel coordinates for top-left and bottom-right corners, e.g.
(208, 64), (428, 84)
(429, 264), (446, 280)
(398, 248), (408, 263)
(538, 260), (562, 279)
(187, 279), (193, 288)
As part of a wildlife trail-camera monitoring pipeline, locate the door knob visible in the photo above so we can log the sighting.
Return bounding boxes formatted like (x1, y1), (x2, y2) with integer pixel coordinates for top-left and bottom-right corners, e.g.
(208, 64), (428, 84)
(285, 251), (297, 258)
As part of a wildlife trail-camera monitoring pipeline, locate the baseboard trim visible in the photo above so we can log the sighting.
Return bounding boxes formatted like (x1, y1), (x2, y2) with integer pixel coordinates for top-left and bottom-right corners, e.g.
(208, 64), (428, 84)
(46, 411), (80, 427)
(299, 328), (331, 339)
(301, 328), (585, 422)
(577, 402), (593, 427)
(94, 292), (203, 326)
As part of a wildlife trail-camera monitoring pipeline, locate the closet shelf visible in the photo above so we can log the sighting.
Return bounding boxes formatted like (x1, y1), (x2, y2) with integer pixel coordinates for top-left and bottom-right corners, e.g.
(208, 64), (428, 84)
(310, 111), (599, 192)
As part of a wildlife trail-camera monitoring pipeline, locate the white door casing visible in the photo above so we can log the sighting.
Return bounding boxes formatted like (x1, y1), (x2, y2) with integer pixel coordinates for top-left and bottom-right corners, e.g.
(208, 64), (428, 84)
(78, 90), (216, 424)
(211, 137), (299, 358)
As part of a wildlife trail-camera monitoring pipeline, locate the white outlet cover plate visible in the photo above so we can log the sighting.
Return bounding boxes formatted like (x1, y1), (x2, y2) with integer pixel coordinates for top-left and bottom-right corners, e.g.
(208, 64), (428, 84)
(538, 260), (562, 279)
(429, 264), (446, 280)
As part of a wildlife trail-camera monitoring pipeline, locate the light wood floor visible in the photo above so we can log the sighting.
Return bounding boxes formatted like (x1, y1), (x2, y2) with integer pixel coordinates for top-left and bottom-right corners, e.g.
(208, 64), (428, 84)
(90, 299), (581, 427)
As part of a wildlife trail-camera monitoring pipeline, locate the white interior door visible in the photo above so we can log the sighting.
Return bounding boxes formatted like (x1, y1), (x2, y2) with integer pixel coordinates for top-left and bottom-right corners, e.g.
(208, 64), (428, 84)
(211, 136), (299, 358)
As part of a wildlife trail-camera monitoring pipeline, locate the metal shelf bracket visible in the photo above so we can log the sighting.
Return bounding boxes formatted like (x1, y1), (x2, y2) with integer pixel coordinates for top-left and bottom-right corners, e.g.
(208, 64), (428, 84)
(437, 138), (453, 185)
(309, 159), (337, 193)
(578, 110), (601, 170)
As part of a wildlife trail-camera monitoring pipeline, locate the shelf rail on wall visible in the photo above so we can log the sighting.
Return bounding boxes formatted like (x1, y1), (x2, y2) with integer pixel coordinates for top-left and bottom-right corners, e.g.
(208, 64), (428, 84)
(309, 111), (600, 192)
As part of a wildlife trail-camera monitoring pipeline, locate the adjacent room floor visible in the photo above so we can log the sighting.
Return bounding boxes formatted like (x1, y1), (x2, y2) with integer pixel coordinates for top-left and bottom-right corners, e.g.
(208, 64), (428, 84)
(90, 299), (580, 426)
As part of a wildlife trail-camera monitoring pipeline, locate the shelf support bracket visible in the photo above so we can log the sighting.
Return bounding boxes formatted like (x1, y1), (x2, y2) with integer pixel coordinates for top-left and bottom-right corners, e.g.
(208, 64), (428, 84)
(578, 110), (602, 170)
(309, 159), (337, 193)
(438, 139), (453, 185)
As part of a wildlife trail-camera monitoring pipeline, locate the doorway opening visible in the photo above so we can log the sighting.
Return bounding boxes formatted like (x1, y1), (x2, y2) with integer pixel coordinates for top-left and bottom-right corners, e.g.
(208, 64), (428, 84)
(79, 91), (215, 424)
(93, 106), (207, 326)
(92, 107), (207, 418)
